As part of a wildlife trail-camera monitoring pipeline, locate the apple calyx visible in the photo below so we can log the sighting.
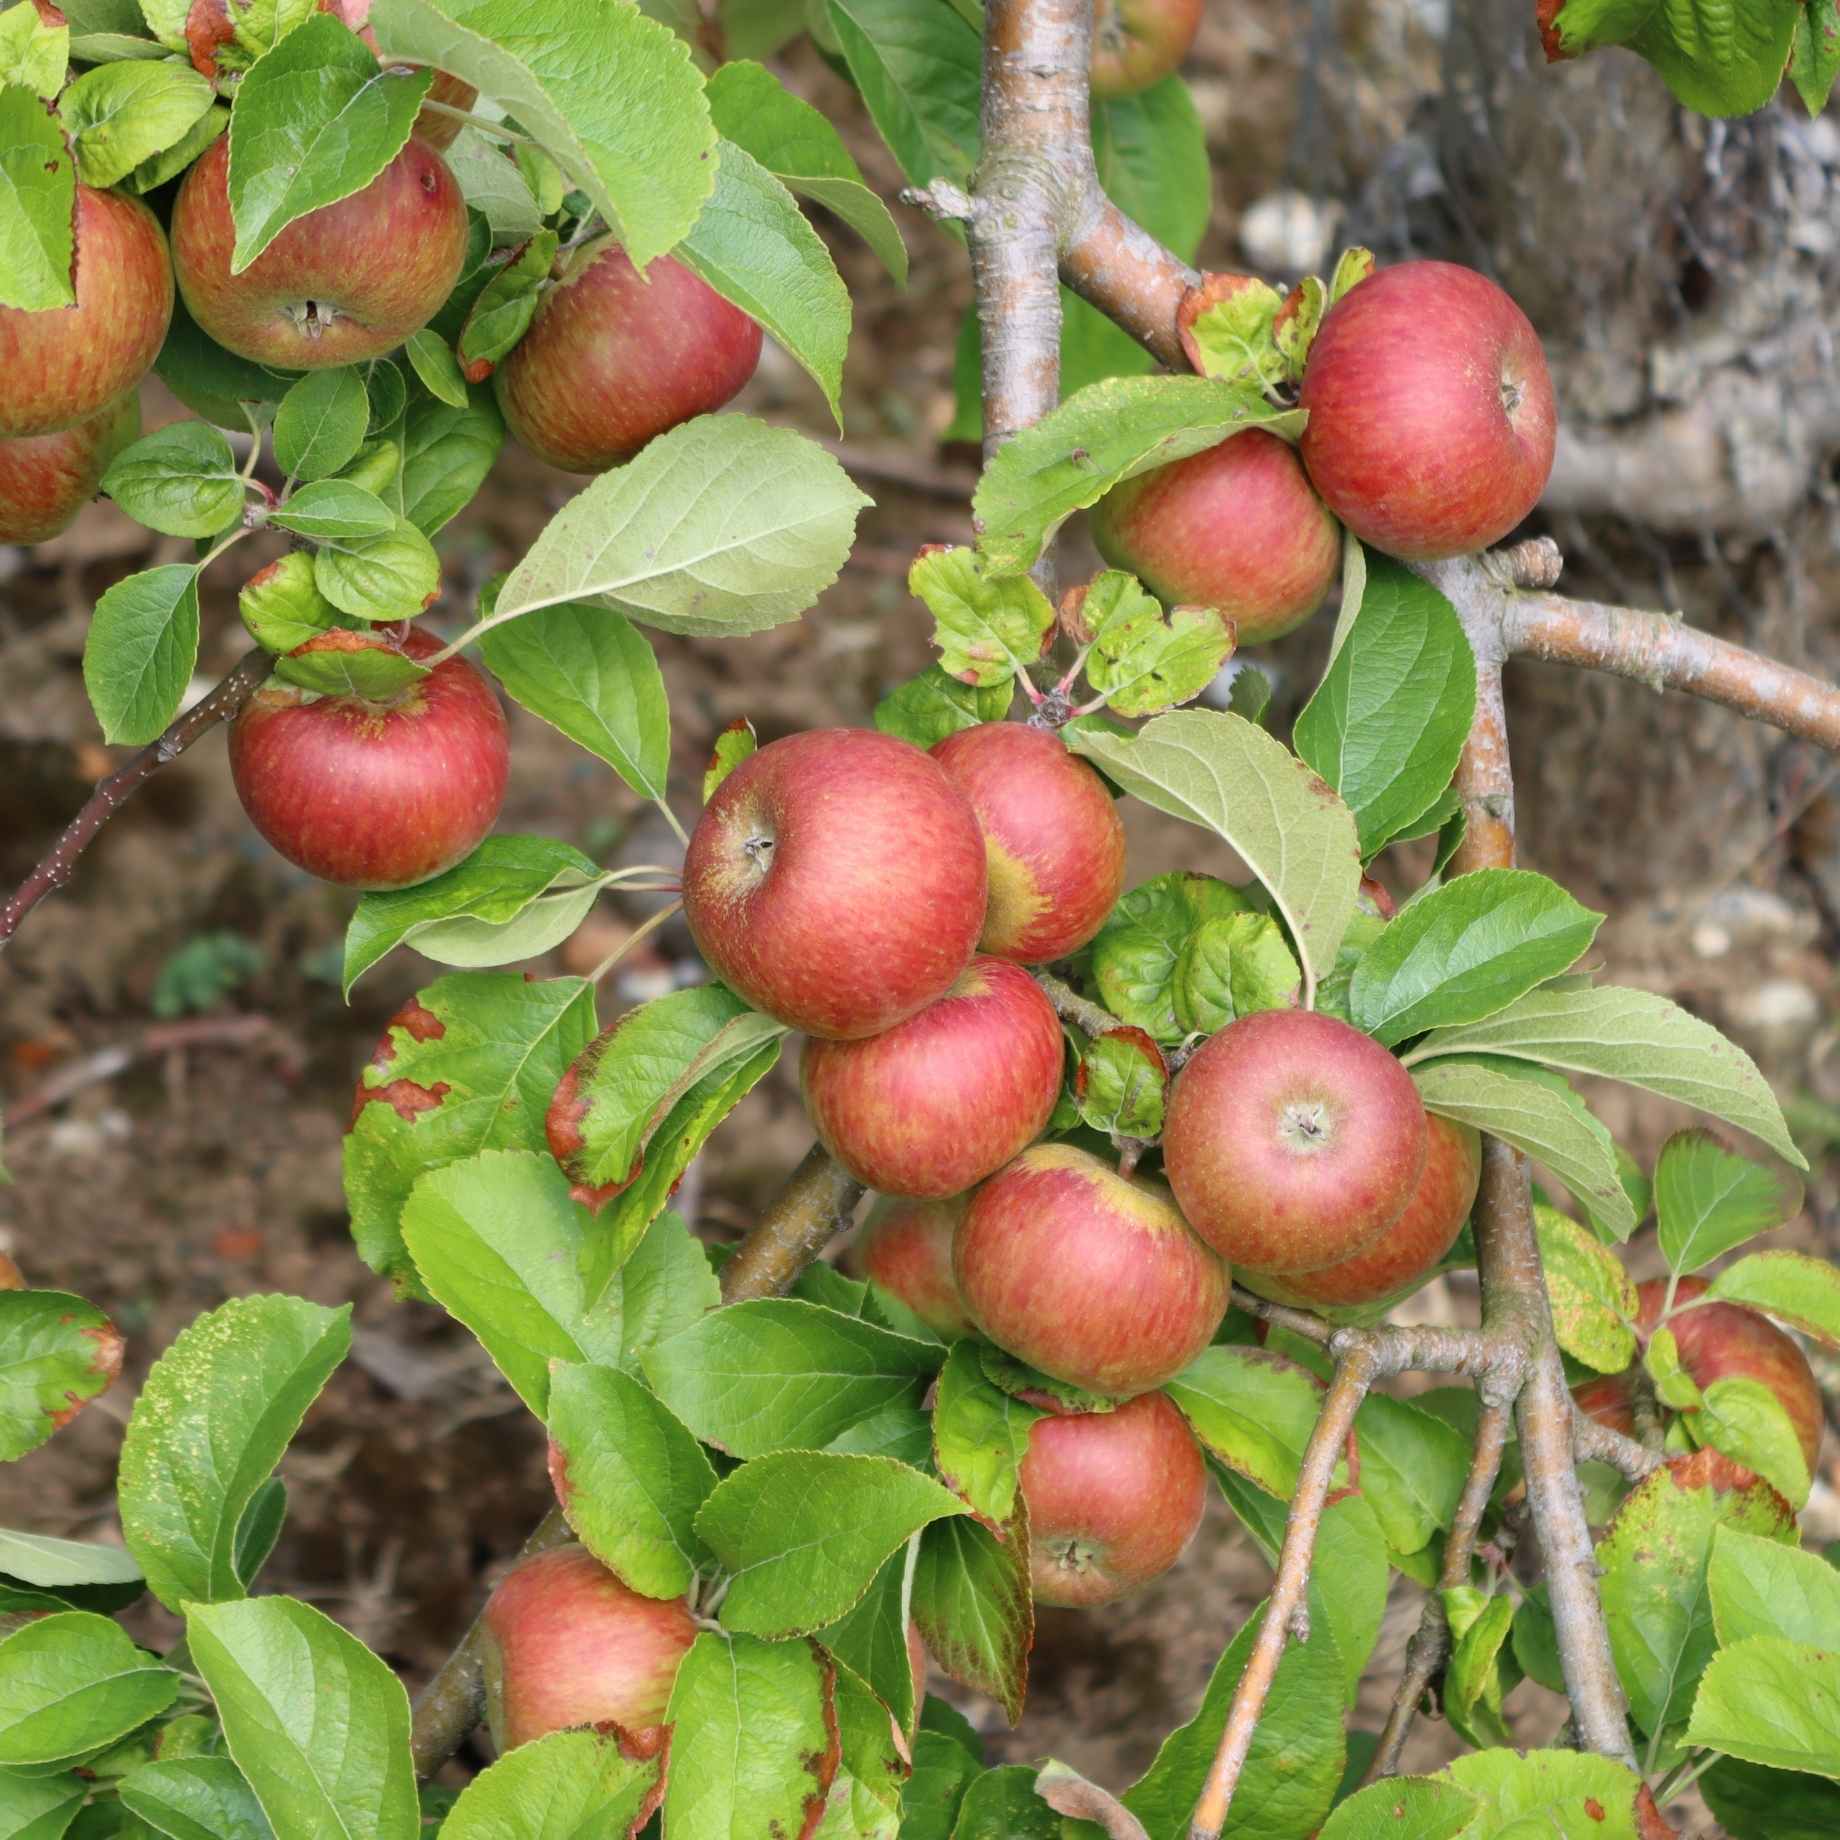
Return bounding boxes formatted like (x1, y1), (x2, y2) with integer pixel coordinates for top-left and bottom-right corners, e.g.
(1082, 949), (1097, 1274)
(1275, 1097), (1337, 1156)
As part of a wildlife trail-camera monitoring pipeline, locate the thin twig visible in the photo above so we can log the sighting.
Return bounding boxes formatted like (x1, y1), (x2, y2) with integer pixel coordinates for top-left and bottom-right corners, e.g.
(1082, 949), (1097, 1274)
(1573, 1413), (1664, 1482)
(1033, 968), (1116, 1037)
(1, 649), (273, 950)
(586, 898), (683, 984)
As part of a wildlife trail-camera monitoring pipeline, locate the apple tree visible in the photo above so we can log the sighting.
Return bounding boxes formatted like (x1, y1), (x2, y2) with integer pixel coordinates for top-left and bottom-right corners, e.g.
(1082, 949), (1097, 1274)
(2, 2), (1839, 1838)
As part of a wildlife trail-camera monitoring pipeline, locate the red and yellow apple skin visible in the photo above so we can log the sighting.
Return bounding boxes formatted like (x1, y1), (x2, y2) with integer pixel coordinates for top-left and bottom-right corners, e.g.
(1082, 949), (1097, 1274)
(1573, 1279), (1825, 1479)
(801, 958), (1063, 1199)
(0, 395), (140, 544)
(1239, 1114), (1482, 1310)
(1089, 0), (1203, 99)
(1298, 260), (1557, 563)
(682, 728), (988, 1042)
(1162, 1009), (1428, 1275)
(1020, 1390), (1208, 1607)
(0, 187), (172, 438)
(843, 1196), (976, 1340)
(953, 1144), (1227, 1398)
(494, 240), (763, 473)
(229, 626), (509, 890)
(479, 1545), (696, 1759)
(930, 723), (1127, 963)
(1089, 430), (1342, 645)
(171, 134), (468, 371)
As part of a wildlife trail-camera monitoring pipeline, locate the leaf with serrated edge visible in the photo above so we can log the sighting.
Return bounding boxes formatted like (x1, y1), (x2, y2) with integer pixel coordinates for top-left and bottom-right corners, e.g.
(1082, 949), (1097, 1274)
(911, 1506), (1031, 1725)
(1705, 1249), (1840, 1347)
(119, 1756), (274, 1840)
(0, 1611), (178, 1767)
(438, 1730), (659, 1839)
(1534, 1204), (1637, 1374)
(1068, 708), (1360, 995)
(1708, 1525), (1840, 1649)
(1686, 1635), (1840, 1777)
(932, 1341), (1045, 1526)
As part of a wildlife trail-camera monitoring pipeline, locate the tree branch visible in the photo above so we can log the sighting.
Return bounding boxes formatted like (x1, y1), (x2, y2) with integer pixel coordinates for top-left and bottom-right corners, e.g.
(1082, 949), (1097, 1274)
(408, 1144), (863, 1778)
(0, 648), (272, 949)
(1060, 190), (1197, 368)
(1033, 967), (1116, 1037)
(1574, 1412), (1665, 1483)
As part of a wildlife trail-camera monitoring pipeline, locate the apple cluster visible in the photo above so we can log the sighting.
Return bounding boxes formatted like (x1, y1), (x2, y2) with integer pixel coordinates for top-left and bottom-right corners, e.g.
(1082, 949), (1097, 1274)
(1092, 262), (1558, 643)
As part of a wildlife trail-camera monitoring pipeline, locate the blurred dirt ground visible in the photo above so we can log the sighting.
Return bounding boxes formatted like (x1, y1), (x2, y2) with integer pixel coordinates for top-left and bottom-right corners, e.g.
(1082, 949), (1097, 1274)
(5, 3), (1840, 1798)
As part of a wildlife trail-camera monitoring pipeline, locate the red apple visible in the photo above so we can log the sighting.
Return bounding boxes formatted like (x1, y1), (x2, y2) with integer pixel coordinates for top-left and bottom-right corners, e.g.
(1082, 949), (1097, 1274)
(801, 958), (1063, 1198)
(1020, 1390), (1206, 1607)
(1298, 260), (1557, 562)
(1239, 1114), (1481, 1309)
(1570, 1373), (1638, 1440)
(494, 239), (763, 472)
(681, 728), (987, 1041)
(479, 1544), (696, 1758)
(1162, 1009), (1428, 1274)
(843, 1195), (975, 1340)
(929, 723), (1126, 963)
(953, 1143), (1227, 1397)
(0, 187), (172, 438)
(0, 395), (139, 544)
(171, 133), (468, 370)
(1089, 430), (1342, 645)
(1089, 0), (1203, 99)
(229, 626), (509, 889)
(0, 1252), (23, 1289)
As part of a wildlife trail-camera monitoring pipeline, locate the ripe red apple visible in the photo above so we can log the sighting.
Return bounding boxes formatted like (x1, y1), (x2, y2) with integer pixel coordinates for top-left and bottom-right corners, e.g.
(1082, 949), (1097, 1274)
(493, 239), (763, 472)
(1298, 260), (1557, 562)
(479, 1544), (697, 1758)
(801, 957), (1062, 1199)
(1570, 1373), (1638, 1440)
(171, 133), (468, 370)
(229, 626), (509, 889)
(1089, 430), (1342, 645)
(1089, 0), (1203, 99)
(1020, 1390), (1206, 1607)
(929, 723), (1126, 963)
(953, 1143), (1227, 1397)
(843, 1196), (975, 1339)
(1239, 1114), (1481, 1309)
(0, 187), (172, 438)
(1162, 1009), (1428, 1274)
(0, 395), (139, 544)
(681, 728), (987, 1041)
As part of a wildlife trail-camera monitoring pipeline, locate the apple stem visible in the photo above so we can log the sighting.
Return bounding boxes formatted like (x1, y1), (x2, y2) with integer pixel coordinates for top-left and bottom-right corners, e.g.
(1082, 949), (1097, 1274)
(585, 898), (683, 984)
(418, 98), (531, 145)
(651, 797), (691, 849)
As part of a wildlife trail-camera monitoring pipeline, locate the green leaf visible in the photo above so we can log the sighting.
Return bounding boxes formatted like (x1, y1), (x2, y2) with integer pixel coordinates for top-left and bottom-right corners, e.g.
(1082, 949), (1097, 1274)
(57, 60), (214, 189)
(1694, 1374), (1815, 1507)
(187, 1596), (417, 1840)
(369, 0), (715, 273)
(1414, 1056), (1636, 1239)
(1350, 869), (1603, 1047)
(825, 0), (980, 190)
(400, 1150), (625, 1416)
(272, 369), (370, 482)
(1656, 1129), (1803, 1273)
(122, 101), (225, 196)
(0, 2), (68, 100)
(1074, 571), (1235, 719)
(814, 1548), (920, 1740)
(702, 718), (756, 801)
(398, 382), (504, 534)
(1709, 1524), (1840, 1648)
(1535, 1204), (1638, 1372)
(974, 375), (1306, 580)
(1355, 1392), (1471, 1555)
(705, 59), (907, 283)
(456, 229), (553, 378)
(117, 1294), (351, 1612)
(101, 422), (243, 539)
(0, 1531), (141, 1601)
(81, 564), (200, 747)
(0, 85), (77, 311)
(119, 1757), (274, 1840)
(1687, 1634), (1840, 1777)
(1170, 912), (1300, 1034)
(644, 1298), (941, 1459)
(1705, 1249), (1840, 1347)
(0, 1773), (89, 1840)
(437, 1730), (659, 1840)
(491, 415), (869, 639)
(907, 546), (1055, 689)
(1402, 981), (1805, 1168)
(1092, 76), (1209, 262)
(661, 1632), (833, 1839)
(268, 635), (428, 700)
(1549, 0), (1800, 118)
(1441, 1749), (1651, 1837)
(1074, 1026), (1167, 1140)
(1599, 1448), (1797, 1740)
(872, 665), (1011, 748)
(897, 1730), (981, 1840)
(1317, 1778), (1479, 1840)
(0, 1291), (121, 1462)
(313, 515), (440, 621)
(402, 329), (468, 410)
(911, 1509), (1031, 1726)
(1294, 557), (1476, 857)
(1702, 1757), (1840, 1840)
(1121, 1601), (1344, 1840)
(948, 1767), (1060, 1840)
(1068, 709), (1362, 995)
(226, 16), (431, 272)
(1088, 871), (1255, 1042)
(479, 602), (669, 801)
(1791, 1), (1840, 114)
(931, 1341), (1045, 1527)
(1164, 1345), (1325, 1499)
(0, 1613), (177, 1768)
(268, 480), (397, 540)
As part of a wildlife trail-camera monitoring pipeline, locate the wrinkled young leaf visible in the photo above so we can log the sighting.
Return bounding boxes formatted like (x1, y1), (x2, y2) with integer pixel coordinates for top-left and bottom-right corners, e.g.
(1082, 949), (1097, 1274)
(58, 60), (215, 189)
(0, 85), (77, 311)
(1546, 0), (1799, 118)
(438, 1730), (660, 1840)
(0, 1290), (122, 1462)
(1088, 871), (1254, 1041)
(1070, 709), (1361, 994)
(873, 666), (1010, 749)
(314, 515), (441, 621)
(117, 1295), (350, 1613)
(1170, 911), (1300, 1034)
(274, 635), (428, 700)
(492, 415), (869, 639)
(0, 1), (67, 99)
(1654, 1129), (1803, 1273)
(188, 1596), (417, 1840)
(82, 564), (200, 747)
(909, 546), (1056, 689)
